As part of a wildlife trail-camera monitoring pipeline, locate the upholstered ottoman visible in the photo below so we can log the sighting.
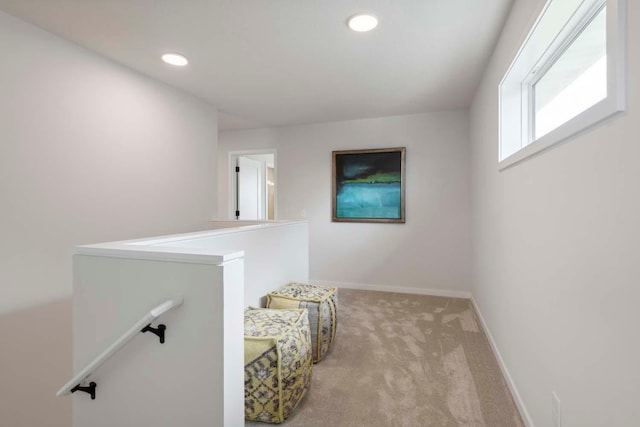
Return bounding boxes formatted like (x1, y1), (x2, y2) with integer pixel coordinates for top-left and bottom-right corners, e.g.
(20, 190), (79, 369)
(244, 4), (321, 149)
(244, 307), (313, 424)
(267, 283), (338, 363)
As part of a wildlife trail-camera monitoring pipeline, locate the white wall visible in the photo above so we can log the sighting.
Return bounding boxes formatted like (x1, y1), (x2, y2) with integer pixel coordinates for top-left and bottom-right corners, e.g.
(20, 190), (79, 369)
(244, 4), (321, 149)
(219, 111), (472, 296)
(0, 10), (218, 314)
(157, 222), (308, 308)
(0, 10), (218, 426)
(470, 1), (640, 426)
(73, 254), (244, 427)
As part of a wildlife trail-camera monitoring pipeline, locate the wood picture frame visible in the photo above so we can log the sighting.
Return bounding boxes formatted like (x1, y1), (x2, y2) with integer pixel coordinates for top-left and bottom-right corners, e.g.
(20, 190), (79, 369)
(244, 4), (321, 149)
(332, 147), (406, 223)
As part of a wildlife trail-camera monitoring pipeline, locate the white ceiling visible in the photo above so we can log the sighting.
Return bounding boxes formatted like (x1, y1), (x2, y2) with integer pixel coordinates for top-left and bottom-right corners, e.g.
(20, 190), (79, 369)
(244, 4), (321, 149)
(0, 0), (514, 131)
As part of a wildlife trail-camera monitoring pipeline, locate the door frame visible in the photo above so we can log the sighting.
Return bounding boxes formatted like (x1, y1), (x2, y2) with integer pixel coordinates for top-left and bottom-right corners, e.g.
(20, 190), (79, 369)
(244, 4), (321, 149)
(228, 149), (278, 220)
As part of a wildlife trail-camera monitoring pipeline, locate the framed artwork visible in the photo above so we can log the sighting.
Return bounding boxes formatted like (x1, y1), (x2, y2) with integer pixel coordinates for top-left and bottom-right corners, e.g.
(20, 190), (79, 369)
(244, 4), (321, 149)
(332, 147), (406, 223)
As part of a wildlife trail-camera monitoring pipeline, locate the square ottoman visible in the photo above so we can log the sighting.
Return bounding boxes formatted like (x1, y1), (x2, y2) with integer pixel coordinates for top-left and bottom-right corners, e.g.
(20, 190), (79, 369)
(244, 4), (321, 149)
(244, 307), (313, 424)
(267, 283), (338, 363)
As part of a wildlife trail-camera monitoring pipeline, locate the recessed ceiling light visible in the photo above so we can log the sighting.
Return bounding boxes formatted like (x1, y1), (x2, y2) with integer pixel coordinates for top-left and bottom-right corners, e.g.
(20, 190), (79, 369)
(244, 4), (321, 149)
(162, 53), (188, 66)
(347, 14), (378, 32)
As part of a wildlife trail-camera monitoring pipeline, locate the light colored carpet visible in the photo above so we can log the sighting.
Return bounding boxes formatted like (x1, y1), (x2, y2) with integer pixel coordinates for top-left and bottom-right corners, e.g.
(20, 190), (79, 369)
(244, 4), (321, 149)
(247, 289), (524, 427)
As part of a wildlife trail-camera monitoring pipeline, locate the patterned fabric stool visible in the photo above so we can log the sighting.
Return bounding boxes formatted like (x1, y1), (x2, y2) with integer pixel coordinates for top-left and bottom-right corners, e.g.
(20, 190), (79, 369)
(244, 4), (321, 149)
(244, 307), (313, 424)
(267, 282), (338, 363)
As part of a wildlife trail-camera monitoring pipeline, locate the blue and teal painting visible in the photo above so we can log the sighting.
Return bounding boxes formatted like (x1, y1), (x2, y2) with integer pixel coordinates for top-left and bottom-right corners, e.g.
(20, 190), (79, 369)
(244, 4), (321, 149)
(334, 149), (404, 221)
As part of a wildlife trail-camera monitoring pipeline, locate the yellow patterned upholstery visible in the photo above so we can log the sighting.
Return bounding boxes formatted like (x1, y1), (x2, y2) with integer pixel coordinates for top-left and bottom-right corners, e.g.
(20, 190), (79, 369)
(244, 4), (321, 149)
(267, 283), (338, 363)
(244, 307), (312, 424)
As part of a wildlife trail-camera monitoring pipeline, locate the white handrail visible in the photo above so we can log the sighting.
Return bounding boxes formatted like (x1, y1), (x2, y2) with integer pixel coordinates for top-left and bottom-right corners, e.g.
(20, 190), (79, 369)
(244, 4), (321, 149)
(56, 297), (184, 397)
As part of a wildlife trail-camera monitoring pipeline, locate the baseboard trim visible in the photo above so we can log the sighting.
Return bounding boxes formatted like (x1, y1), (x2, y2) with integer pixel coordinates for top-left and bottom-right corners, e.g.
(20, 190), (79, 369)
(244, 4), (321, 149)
(311, 279), (472, 299)
(471, 298), (535, 427)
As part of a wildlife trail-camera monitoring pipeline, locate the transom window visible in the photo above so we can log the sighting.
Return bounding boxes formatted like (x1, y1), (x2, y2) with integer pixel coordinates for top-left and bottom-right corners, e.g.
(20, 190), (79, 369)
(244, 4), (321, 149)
(499, 0), (626, 169)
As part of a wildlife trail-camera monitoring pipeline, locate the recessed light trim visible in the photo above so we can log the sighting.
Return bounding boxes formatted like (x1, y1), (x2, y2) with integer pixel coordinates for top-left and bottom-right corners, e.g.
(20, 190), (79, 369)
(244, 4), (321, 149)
(347, 14), (378, 32)
(162, 53), (188, 66)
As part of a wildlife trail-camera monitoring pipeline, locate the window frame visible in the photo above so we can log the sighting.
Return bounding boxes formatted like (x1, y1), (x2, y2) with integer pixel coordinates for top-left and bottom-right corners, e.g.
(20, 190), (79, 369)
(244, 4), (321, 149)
(498, 0), (627, 170)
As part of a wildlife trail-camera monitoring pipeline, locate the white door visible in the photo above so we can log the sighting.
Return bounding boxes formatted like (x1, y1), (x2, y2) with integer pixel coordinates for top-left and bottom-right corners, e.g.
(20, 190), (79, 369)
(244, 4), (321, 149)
(237, 156), (262, 220)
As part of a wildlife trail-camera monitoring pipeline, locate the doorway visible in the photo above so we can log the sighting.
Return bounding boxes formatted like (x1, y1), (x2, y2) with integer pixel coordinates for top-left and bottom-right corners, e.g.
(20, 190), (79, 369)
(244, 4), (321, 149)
(229, 150), (277, 220)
